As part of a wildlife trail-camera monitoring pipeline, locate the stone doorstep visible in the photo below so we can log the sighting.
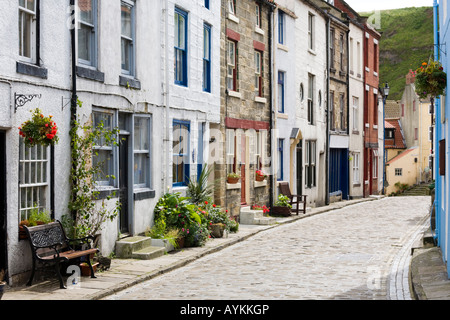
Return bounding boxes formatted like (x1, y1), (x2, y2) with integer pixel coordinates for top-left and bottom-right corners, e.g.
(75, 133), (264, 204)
(115, 235), (177, 262)
(240, 208), (277, 225)
(131, 246), (166, 260)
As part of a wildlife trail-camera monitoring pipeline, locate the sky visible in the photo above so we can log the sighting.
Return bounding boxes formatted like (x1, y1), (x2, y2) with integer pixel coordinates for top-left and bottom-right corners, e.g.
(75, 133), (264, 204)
(343, 0), (433, 12)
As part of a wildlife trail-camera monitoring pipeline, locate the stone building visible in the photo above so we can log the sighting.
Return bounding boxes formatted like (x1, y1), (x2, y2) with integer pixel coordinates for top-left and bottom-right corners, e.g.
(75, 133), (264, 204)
(213, 0), (275, 218)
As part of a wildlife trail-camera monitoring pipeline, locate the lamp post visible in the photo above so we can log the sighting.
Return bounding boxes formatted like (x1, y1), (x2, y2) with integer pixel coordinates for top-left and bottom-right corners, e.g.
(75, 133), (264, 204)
(382, 82), (390, 195)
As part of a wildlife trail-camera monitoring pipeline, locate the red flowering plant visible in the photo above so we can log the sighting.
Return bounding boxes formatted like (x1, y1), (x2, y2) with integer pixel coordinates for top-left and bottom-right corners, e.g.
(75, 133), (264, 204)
(251, 204), (270, 214)
(19, 108), (59, 148)
(198, 201), (239, 233)
(414, 60), (447, 100)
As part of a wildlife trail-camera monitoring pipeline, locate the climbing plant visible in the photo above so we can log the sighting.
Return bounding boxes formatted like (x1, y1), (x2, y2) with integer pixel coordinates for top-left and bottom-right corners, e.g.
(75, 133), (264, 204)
(67, 99), (121, 246)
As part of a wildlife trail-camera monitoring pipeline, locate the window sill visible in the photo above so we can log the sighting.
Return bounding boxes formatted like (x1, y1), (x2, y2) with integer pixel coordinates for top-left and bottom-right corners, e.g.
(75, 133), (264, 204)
(95, 188), (119, 200)
(255, 26), (265, 36)
(308, 48), (316, 56)
(255, 96), (267, 104)
(16, 61), (48, 79)
(277, 43), (289, 52)
(77, 66), (105, 82)
(119, 75), (141, 90)
(227, 13), (239, 24)
(227, 90), (241, 99)
(134, 189), (156, 200)
(277, 113), (288, 119)
(254, 180), (267, 188)
(226, 182), (241, 190)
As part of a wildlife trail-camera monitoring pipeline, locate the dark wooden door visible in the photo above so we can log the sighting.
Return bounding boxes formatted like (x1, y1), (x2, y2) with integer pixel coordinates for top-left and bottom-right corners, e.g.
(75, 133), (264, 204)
(119, 135), (129, 234)
(296, 140), (303, 195)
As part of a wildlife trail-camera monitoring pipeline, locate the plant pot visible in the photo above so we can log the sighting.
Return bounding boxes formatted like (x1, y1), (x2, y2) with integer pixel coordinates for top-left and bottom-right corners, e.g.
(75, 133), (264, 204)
(176, 237), (185, 249)
(271, 206), (291, 217)
(0, 282), (6, 300)
(227, 177), (239, 184)
(19, 226), (28, 240)
(255, 175), (265, 182)
(80, 262), (99, 277)
(209, 223), (225, 238)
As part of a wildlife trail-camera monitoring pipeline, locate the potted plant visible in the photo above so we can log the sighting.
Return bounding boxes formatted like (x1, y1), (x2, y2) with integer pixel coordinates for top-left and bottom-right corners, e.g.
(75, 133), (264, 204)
(227, 172), (240, 184)
(80, 260), (99, 277)
(255, 170), (267, 182)
(19, 108), (59, 148)
(271, 194), (292, 217)
(19, 208), (53, 240)
(414, 60), (447, 99)
(0, 269), (6, 300)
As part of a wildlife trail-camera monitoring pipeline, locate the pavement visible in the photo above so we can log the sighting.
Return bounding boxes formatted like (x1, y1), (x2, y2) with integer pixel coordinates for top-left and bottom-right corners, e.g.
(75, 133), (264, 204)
(1, 195), (448, 301)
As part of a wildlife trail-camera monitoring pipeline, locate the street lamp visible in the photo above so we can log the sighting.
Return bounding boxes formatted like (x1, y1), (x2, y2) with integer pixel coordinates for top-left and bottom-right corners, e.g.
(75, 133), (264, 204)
(383, 82), (390, 103)
(382, 82), (390, 195)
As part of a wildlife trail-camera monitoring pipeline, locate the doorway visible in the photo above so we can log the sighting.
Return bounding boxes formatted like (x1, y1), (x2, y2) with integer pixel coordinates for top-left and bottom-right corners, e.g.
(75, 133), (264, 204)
(0, 131), (7, 276)
(296, 140), (303, 196)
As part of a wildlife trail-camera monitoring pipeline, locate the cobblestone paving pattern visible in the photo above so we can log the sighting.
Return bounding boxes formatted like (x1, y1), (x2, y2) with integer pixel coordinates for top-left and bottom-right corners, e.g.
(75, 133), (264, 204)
(105, 196), (431, 300)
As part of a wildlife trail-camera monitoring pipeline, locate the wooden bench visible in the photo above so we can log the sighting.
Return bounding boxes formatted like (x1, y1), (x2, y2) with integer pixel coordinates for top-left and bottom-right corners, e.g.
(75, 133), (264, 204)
(279, 182), (307, 215)
(23, 221), (99, 289)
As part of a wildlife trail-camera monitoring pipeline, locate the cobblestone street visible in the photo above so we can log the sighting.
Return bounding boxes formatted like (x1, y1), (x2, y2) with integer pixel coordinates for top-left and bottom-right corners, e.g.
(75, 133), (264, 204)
(105, 196), (431, 300)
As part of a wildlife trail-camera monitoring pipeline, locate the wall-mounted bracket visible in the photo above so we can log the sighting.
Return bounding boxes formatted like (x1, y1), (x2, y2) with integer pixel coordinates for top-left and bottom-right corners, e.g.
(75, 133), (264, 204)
(14, 93), (42, 113)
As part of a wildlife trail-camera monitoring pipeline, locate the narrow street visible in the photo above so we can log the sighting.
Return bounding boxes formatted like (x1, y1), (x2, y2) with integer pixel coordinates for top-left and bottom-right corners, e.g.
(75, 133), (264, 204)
(104, 196), (431, 300)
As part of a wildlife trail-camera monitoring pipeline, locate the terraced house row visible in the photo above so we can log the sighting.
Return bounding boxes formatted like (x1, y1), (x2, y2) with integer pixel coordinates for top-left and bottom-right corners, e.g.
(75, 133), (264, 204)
(0, 0), (382, 285)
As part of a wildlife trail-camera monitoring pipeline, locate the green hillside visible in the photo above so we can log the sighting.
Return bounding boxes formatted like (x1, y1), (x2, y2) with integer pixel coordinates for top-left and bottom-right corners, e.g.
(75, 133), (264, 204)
(364, 7), (434, 101)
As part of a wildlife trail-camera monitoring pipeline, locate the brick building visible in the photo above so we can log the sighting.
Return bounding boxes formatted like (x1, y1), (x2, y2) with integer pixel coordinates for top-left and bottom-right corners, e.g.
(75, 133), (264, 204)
(213, 0), (275, 218)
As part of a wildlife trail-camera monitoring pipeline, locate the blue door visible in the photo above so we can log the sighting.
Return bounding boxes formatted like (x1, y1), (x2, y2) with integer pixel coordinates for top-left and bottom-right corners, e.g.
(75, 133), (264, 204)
(329, 148), (349, 200)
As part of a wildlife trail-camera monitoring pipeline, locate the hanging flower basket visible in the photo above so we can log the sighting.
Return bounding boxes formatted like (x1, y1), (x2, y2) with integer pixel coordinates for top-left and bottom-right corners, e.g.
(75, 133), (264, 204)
(18, 108), (59, 148)
(414, 60), (447, 100)
(255, 170), (267, 181)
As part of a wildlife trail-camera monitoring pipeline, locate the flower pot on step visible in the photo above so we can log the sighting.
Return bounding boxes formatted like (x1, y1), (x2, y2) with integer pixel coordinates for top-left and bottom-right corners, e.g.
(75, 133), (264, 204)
(80, 262), (99, 277)
(271, 206), (291, 217)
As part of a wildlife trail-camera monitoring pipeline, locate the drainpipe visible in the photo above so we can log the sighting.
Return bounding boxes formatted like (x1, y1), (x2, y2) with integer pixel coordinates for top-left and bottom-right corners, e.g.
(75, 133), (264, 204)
(433, 0), (441, 245)
(69, 0), (78, 218)
(164, 0), (171, 192)
(325, 14), (330, 205)
(268, 4), (274, 214)
(346, 26), (350, 199)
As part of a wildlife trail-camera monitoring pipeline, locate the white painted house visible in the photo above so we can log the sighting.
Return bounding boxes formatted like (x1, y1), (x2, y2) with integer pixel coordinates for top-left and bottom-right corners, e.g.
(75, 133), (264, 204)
(0, 0), (220, 286)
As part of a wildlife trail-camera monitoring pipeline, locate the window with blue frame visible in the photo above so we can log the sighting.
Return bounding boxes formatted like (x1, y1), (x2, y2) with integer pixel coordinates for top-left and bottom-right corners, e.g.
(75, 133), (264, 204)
(173, 120), (190, 186)
(278, 10), (285, 45)
(205, 0), (210, 9)
(278, 71), (285, 113)
(78, 0), (98, 68)
(277, 139), (284, 181)
(203, 23), (211, 92)
(174, 8), (188, 86)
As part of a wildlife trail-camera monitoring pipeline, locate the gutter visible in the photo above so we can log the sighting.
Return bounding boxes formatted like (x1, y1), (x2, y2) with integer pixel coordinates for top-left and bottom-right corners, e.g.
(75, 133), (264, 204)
(433, 0), (441, 245)
(325, 13), (330, 205)
(69, 0), (78, 218)
(268, 3), (274, 214)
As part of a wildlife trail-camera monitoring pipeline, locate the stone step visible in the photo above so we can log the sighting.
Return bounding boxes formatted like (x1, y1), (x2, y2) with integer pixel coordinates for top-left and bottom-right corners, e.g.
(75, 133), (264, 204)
(115, 236), (152, 259)
(240, 208), (277, 225)
(131, 246), (166, 260)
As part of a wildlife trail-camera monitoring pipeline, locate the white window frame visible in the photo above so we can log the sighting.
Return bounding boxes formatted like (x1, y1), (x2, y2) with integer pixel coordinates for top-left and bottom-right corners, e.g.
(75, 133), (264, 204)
(255, 50), (262, 97)
(121, 0), (136, 76)
(227, 39), (237, 92)
(308, 73), (315, 124)
(352, 152), (360, 184)
(19, 141), (50, 221)
(133, 115), (151, 189)
(93, 109), (118, 188)
(228, 0), (236, 15)
(352, 96), (359, 131)
(77, 0), (98, 68)
(308, 13), (314, 51)
(372, 149), (378, 179)
(18, 0), (37, 63)
(256, 4), (261, 28)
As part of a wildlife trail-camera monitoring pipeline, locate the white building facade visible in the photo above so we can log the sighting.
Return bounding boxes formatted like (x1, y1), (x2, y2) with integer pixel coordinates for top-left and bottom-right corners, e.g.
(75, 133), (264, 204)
(0, 0), (221, 286)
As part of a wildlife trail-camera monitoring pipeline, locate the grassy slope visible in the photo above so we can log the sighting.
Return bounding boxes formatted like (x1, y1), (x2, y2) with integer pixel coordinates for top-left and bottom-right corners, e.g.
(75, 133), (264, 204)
(364, 7), (434, 101)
